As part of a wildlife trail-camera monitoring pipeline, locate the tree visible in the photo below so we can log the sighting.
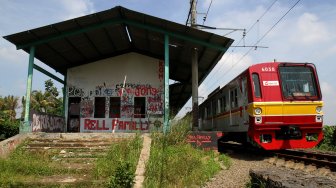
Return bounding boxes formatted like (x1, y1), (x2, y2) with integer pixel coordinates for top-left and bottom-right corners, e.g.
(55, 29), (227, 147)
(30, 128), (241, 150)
(45, 79), (59, 97)
(31, 90), (53, 113)
(0, 95), (20, 140)
(22, 79), (63, 117)
(0, 95), (19, 121)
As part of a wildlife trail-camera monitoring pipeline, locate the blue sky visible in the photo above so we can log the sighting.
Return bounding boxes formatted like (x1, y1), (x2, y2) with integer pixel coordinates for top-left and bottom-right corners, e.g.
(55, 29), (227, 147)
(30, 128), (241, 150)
(0, 0), (335, 125)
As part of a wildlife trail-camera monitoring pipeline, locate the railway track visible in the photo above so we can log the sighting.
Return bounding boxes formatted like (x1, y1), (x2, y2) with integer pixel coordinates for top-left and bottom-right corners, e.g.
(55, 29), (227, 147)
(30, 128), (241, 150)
(218, 141), (336, 171)
(274, 149), (336, 171)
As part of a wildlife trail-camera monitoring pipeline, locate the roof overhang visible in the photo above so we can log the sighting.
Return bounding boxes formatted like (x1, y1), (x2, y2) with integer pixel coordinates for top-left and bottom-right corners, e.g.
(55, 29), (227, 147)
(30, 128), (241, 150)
(3, 6), (233, 113)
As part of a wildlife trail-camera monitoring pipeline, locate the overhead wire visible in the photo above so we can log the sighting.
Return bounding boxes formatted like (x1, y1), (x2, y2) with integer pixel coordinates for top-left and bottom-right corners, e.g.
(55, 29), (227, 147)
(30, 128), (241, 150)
(185, 0), (194, 25)
(202, 0), (214, 25)
(199, 0), (301, 97)
(199, 0), (278, 96)
(228, 0), (278, 52)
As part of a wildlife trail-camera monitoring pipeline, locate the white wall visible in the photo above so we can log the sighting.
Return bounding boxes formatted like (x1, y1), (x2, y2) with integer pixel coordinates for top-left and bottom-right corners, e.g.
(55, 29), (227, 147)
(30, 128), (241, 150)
(66, 52), (164, 132)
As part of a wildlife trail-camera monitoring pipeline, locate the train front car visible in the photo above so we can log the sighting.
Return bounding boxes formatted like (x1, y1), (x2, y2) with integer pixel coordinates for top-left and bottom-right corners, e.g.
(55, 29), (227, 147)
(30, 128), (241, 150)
(248, 62), (323, 150)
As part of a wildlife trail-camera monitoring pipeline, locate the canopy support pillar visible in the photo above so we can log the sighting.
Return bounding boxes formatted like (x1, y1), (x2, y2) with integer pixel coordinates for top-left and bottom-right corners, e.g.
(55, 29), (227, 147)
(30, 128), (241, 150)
(164, 34), (170, 134)
(22, 46), (35, 133)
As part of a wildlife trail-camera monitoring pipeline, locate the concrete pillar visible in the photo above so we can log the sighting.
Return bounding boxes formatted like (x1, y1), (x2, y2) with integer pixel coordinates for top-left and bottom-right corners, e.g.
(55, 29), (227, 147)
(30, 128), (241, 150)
(23, 46), (35, 133)
(191, 49), (199, 130)
(164, 34), (170, 134)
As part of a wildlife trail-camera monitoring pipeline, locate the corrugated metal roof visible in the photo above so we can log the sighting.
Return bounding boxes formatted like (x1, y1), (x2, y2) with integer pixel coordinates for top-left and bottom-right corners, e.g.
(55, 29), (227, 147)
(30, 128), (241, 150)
(3, 6), (233, 113)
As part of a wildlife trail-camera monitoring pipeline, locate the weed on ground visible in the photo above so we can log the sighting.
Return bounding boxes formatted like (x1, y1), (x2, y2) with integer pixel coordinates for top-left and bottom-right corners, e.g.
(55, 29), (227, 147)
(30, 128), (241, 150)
(0, 135), (143, 187)
(144, 116), (231, 188)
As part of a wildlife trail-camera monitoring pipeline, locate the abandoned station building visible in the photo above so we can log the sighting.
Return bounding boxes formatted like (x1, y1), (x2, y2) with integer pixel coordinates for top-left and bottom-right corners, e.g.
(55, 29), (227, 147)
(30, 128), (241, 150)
(4, 6), (233, 133)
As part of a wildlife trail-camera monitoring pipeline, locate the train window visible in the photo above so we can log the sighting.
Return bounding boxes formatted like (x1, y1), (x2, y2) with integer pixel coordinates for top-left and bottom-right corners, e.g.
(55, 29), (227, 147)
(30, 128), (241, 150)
(206, 105), (211, 117)
(252, 73), (262, 98)
(230, 88), (238, 108)
(134, 97), (146, 118)
(234, 89), (238, 107)
(217, 99), (221, 113)
(109, 97), (120, 118)
(230, 90), (234, 108)
(279, 66), (318, 99)
(212, 100), (217, 115)
(94, 97), (106, 118)
(220, 96), (226, 112)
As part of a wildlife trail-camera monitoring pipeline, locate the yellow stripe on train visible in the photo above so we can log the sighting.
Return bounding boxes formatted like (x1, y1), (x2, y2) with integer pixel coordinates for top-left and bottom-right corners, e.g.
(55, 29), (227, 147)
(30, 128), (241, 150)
(247, 101), (323, 116)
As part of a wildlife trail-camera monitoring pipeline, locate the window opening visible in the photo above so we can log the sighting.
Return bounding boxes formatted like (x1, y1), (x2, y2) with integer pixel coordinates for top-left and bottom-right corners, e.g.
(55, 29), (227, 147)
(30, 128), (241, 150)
(212, 100), (217, 115)
(109, 97), (120, 118)
(68, 97), (81, 132)
(207, 105), (211, 117)
(134, 97), (146, 118)
(279, 66), (318, 99)
(94, 97), (106, 118)
(220, 95), (226, 112)
(234, 88), (238, 107)
(252, 73), (262, 98)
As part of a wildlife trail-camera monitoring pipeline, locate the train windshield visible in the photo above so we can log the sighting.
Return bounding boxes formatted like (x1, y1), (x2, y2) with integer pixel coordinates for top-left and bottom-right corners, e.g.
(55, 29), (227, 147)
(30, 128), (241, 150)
(279, 66), (318, 99)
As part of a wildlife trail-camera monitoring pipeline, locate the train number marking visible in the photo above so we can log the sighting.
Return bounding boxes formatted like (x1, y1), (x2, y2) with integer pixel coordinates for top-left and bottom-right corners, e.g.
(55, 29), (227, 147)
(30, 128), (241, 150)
(261, 67), (275, 72)
(263, 81), (279, 86)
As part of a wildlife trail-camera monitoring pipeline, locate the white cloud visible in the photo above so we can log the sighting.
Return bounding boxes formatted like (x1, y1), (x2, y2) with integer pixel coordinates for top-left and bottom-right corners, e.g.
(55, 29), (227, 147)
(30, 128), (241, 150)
(199, 52), (253, 98)
(320, 82), (336, 125)
(59, 0), (95, 20)
(0, 45), (26, 65)
(297, 13), (329, 44)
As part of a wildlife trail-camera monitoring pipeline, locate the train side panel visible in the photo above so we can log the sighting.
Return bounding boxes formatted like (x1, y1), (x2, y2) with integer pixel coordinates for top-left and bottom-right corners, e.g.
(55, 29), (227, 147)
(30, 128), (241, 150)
(199, 70), (250, 133)
(199, 62), (323, 150)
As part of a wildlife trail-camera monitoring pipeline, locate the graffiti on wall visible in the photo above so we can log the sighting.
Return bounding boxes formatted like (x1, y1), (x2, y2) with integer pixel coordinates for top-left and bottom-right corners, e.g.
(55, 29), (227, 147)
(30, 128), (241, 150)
(80, 97), (93, 118)
(147, 86), (163, 114)
(80, 118), (152, 132)
(67, 59), (165, 132)
(121, 94), (133, 118)
(31, 113), (65, 132)
(68, 86), (85, 97)
(69, 118), (80, 132)
(158, 60), (164, 82)
(69, 82), (164, 118)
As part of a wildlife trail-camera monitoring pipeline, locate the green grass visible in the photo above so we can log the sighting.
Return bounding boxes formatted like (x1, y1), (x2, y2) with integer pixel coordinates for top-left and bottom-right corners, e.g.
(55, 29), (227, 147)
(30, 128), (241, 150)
(0, 120), (230, 188)
(94, 134), (143, 187)
(0, 142), (65, 186)
(0, 135), (143, 187)
(144, 116), (231, 188)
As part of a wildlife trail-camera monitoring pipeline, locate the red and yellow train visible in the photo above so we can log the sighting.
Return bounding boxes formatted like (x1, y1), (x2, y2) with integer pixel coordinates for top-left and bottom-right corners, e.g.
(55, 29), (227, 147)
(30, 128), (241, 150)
(199, 62), (323, 150)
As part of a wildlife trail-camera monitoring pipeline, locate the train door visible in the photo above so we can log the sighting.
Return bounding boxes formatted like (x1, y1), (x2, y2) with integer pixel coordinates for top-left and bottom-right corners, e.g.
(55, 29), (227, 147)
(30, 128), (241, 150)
(228, 88), (232, 126)
(241, 77), (249, 124)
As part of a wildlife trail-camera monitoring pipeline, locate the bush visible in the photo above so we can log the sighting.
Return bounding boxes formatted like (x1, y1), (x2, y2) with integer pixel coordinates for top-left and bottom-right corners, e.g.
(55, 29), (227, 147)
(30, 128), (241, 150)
(94, 135), (142, 186)
(317, 125), (336, 151)
(0, 120), (19, 140)
(107, 161), (135, 188)
(144, 116), (231, 188)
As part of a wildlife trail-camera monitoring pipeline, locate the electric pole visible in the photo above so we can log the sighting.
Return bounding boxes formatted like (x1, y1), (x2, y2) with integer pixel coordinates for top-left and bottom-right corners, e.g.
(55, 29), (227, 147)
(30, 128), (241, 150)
(190, 0), (199, 130)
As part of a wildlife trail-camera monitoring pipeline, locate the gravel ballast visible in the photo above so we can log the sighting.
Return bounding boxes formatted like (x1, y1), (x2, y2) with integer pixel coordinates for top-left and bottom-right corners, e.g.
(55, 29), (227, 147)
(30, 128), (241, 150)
(203, 152), (275, 188)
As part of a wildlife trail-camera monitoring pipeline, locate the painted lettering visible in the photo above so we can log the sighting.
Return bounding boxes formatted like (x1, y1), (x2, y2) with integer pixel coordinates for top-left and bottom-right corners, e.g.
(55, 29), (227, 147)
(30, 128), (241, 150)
(84, 119), (109, 130)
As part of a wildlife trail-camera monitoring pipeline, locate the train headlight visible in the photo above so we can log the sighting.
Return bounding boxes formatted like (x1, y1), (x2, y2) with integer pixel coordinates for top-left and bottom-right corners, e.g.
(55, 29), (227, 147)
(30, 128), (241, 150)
(316, 106), (322, 113)
(254, 107), (262, 115)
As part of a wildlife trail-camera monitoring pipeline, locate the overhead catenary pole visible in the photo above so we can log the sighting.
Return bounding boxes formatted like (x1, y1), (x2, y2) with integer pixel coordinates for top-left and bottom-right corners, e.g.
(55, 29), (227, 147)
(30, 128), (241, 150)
(190, 0), (199, 130)
(164, 34), (170, 134)
(23, 46), (35, 132)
